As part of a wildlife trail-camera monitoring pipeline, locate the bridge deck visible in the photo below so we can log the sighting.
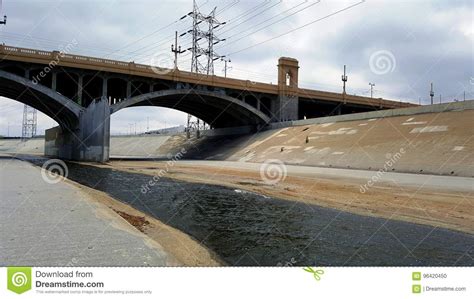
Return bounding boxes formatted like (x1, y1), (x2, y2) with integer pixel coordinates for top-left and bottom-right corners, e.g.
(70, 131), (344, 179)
(0, 45), (415, 109)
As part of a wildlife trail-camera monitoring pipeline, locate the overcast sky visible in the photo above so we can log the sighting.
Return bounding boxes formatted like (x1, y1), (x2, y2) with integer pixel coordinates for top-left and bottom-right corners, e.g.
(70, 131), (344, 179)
(0, 0), (472, 136)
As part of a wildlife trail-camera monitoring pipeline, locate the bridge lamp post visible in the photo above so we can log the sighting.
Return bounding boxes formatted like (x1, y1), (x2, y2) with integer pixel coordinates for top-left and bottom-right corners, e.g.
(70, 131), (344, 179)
(221, 57), (231, 78)
(369, 83), (375, 98)
(430, 82), (434, 105)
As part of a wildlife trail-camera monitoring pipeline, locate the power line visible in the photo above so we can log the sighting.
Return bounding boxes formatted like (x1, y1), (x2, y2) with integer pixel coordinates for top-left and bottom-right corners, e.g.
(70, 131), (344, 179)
(215, 0), (283, 37)
(225, 0), (366, 56)
(217, 0), (318, 50)
(121, 0), (243, 66)
(177, 0), (283, 66)
(180, 0), (322, 68)
(180, 0), (226, 74)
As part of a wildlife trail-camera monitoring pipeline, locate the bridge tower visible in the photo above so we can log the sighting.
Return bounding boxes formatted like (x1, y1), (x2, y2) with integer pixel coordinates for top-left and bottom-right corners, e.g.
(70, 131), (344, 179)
(275, 57), (299, 122)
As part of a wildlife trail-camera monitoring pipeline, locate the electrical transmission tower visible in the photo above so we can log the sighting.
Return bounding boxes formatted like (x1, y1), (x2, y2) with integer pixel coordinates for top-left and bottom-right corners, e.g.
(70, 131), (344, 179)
(181, 0), (226, 137)
(183, 0), (226, 75)
(22, 105), (37, 140)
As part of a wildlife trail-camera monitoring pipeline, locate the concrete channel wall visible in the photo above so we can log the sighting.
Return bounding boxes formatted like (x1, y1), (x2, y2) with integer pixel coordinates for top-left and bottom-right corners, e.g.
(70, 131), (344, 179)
(2, 100), (473, 177)
(268, 100), (474, 129)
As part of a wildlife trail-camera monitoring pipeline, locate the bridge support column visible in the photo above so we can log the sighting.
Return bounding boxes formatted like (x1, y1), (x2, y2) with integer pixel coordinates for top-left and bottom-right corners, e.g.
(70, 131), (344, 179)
(273, 95), (298, 122)
(51, 72), (57, 91)
(77, 75), (83, 106)
(45, 97), (110, 162)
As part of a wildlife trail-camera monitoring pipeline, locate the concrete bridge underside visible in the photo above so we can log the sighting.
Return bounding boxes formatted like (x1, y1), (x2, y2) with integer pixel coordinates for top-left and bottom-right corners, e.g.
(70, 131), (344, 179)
(0, 45), (416, 162)
(0, 70), (271, 161)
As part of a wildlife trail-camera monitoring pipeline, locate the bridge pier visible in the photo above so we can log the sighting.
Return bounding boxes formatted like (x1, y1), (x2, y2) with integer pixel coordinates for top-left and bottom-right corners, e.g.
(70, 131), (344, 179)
(275, 57), (299, 122)
(45, 97), (110, 162)
(274, 94), (298, 122)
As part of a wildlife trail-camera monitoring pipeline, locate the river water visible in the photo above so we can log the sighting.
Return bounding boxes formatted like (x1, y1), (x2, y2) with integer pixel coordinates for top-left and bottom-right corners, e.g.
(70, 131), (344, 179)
(33, 159), (474, 266)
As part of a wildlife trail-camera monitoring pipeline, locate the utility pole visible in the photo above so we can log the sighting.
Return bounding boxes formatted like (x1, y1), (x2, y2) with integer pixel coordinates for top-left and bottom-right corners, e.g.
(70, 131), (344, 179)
(22, 105), (37, 141)
(369, 82), (375, 98)
(341, 65), (348, 104)
(171, 31), (185, 70)
(430, 82), (434, 105)
(222, 57), (231, 77)
(147, 117), (149, 133)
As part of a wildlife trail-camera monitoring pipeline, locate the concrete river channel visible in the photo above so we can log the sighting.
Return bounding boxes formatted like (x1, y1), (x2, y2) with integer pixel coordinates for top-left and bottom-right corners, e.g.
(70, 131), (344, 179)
(27, 158), (474, 266)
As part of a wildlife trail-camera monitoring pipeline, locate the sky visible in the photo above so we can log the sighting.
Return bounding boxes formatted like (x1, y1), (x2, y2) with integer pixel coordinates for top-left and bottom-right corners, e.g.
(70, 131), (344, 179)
(0, 0), (472, 136)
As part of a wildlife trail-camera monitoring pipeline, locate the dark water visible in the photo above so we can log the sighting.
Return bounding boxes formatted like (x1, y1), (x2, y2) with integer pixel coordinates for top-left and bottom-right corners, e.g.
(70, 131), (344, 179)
(37, 159), (474, 266)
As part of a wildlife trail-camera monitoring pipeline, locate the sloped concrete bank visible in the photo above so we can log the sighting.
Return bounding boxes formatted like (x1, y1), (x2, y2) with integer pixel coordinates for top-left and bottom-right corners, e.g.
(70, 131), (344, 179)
(1, 100), (473, 176)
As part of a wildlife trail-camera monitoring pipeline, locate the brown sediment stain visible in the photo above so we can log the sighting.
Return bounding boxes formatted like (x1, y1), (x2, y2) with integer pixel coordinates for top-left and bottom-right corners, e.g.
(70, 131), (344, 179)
(113, 210), (150, 232)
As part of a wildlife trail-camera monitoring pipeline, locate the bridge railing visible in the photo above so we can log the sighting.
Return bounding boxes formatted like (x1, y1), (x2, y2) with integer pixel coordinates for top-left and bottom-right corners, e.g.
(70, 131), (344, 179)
(0, 44), (415, 108)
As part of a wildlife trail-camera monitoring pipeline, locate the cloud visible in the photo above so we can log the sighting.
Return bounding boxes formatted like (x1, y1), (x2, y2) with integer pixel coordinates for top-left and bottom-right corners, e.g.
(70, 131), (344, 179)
(0, 0), (472, 136)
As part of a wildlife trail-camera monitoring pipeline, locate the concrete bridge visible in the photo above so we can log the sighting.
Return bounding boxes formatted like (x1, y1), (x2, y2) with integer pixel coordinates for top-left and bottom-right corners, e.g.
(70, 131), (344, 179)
(0, 45), (415, 161)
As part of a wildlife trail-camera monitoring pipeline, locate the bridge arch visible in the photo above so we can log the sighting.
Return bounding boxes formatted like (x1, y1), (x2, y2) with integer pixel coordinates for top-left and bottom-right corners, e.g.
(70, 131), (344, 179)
(110, 89), (271, 128)
(0, 70), (83, 129)
(0, 65), (25, 77)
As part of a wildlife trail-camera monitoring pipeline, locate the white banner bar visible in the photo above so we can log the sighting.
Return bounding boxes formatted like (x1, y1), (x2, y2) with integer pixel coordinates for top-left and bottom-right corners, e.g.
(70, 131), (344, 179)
(1, 267), (471, 298)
